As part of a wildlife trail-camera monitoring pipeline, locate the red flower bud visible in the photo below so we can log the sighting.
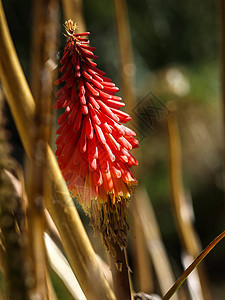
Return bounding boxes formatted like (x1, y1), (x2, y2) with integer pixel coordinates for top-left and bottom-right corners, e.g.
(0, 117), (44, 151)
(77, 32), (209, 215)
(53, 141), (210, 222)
(55, 20), (139, 252)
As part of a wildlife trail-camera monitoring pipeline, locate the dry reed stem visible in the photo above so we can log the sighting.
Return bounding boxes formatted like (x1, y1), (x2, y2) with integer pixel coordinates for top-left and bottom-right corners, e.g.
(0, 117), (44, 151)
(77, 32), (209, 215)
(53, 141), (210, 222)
(25, 1), (60, 298)
(30, 0), (59, 101)
(44, 209), (63, 251)
(131, 198), (153, 294)
(0, 2), (116, 299)
(113, 0), (136, 115)
(46, 274), (59, 300)
(163, 231), (225, 300)
(26, 158), (49, 299)
(45, 210), (113, 288)
(167, 103), (211, 300)
(135, 187), (178, 300)
(45, 233), (85, 300)
(218, 0), (225, 199)
(113, 1), (141, 298)
(62, 0), (86, 33)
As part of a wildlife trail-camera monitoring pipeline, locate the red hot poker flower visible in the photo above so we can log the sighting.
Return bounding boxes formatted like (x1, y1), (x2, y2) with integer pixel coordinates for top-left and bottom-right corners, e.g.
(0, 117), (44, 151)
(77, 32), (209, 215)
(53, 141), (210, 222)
(54, 20), (138, 253)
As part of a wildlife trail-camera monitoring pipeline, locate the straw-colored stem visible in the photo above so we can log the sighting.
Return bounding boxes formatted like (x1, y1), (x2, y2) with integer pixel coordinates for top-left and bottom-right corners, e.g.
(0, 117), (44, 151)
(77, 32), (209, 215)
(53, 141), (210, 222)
(113, 1), (142, 297)
(167, 104), (211, 300)
(163, 231), (225, 300)
(218, 0), (225, 198)
(62, 0), (86, 32)
(26, 0), (60, 297)
(131, 200), (153, 294)
(136, 188), (178, 300)
(0, 2), (115, 300)
(45, 210), (113, 289)
(26, 157), (49, 299)
(45, 233), (86, 300)
(30, 0), (59, 102)
(113, 0), (136, 115)
(46, 273), (59, 300)
(109, 242), (132, 300)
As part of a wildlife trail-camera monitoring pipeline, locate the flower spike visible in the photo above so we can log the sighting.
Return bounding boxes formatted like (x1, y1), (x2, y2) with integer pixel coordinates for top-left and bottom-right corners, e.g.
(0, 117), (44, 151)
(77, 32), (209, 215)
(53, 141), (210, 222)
(55, 20), (139, 255)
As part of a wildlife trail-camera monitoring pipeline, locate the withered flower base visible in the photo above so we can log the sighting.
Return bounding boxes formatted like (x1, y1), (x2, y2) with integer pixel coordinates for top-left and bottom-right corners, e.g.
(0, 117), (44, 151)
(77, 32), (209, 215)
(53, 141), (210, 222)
(54, 20), (138, 256)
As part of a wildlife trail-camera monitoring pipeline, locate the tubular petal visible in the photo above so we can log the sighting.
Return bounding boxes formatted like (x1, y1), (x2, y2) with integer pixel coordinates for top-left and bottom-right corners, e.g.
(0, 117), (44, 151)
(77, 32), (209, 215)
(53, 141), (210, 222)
(86, 82), (99, 96)
(54, 21), (139, 253)
(94, 124), (106, 144)
(85, 116), (94, 139)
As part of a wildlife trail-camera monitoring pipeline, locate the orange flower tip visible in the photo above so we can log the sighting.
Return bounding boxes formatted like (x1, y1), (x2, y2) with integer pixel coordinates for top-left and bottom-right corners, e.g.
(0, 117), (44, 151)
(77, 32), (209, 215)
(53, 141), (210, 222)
(64, 20), (91, 42)
(128, 181), (138, 189)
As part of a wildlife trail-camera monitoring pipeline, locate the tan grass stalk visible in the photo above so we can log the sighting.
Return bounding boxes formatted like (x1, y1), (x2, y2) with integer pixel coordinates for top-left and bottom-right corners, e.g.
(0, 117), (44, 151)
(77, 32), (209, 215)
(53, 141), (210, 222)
(163, 231), (225, 300)
(136, 187), (178, 300)
(45, 233), (86, 300)
(167, 103), (211, 300)
(62, 0), (86, 33)
(44, 209), (63, 251)
(113, 0), (155, 295)
(218, 0), (225, 198)
(45, 210), (113, 287)
(25, 1), (60, 298)
(30, 0), (59, 102)
(46, 274), (59, 300)
(112, 1), (142, 298)
(25, 157), (49, 299)
(0, 2), (116, 299)
(131, 199), (153, 294)
(113, 0), (136, 115)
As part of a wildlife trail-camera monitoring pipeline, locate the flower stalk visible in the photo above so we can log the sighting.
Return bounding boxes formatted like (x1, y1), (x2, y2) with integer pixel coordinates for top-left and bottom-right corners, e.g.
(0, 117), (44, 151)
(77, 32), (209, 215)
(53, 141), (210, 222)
(109, 241), (132, 300)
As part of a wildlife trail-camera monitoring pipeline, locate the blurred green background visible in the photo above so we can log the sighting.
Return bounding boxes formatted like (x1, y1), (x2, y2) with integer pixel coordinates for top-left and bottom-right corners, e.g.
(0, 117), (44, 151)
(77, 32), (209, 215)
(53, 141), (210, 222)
(2, 0), (225, 298)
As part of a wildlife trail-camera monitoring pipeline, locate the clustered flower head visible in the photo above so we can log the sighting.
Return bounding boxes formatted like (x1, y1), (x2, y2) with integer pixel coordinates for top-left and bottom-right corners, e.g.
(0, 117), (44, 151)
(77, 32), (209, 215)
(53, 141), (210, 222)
(54, 20), (138, 255)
